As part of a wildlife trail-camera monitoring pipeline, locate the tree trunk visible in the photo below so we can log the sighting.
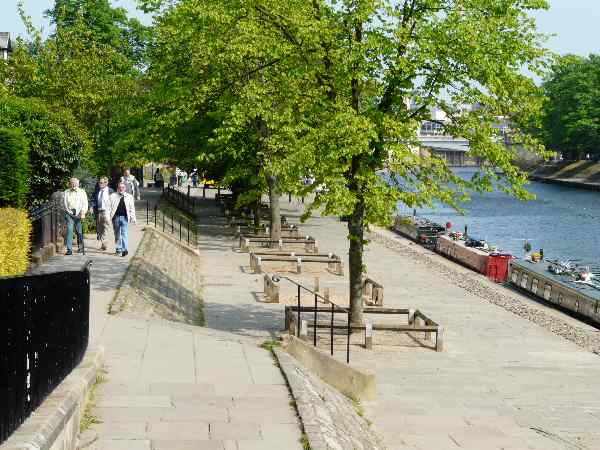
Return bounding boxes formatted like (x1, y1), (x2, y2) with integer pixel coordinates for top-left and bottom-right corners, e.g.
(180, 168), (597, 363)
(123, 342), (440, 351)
(253, 198), (261, 231)
(266, 174), (281, 246)
(347, 195), (365, 326)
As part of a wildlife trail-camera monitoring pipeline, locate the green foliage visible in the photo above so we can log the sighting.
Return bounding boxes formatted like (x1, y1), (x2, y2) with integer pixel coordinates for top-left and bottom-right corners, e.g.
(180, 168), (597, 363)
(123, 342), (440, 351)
(0, 208), (31, 276)
(0, 95), (90, 206)
(1, 5), (147, 173)
(540, 55), (600, 159)
(46, 0), (150, 66)
(0, 127), (29, 208)
(145, 0), (550, 320)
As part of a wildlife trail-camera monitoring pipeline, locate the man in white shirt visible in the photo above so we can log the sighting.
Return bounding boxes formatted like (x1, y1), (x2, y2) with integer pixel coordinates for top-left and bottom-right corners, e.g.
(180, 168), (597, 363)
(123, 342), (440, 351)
(121, 169), (140, 200)
(109, 182), (137, 257)
(90, 176), (114, 251)
(63, 177), (88, 255)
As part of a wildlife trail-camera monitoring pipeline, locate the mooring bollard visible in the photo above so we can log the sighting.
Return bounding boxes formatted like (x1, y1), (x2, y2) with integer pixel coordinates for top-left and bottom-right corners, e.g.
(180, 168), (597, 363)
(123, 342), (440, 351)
(278, 239), (283, 250)
(314, 276), (320, 292)
(365, 322), (373, 350)
(255, 256), (262, 274)
(436, 326), (444, 352)
(300, 320), (308, 340)
(296, 256), (302, 274)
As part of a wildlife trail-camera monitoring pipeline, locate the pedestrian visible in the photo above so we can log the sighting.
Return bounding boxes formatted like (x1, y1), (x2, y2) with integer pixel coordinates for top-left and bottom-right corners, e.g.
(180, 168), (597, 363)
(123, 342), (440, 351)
(153, 168), (164, 188)
(109, 182), (137, 257)
(63, 177), (88, 255)
(90, 176), (114, 251)
(191, 168), (198, 188)
(120, 168), (141, 200)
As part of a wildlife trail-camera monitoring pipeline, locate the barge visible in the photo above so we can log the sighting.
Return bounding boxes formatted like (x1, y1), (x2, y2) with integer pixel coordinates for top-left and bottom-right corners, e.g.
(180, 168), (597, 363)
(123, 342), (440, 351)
(392, 216), (446, 249)
(508, 260), (600, 324)
(392, 215), (512, 281)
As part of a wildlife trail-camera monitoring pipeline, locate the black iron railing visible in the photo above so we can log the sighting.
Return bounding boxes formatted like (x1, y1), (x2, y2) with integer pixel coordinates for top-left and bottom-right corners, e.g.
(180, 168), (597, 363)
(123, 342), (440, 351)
(162, 185), (203, 215)
(145, 199), (199, 247)
(0, 261), (91, 444)
(275, 275), (352, 363)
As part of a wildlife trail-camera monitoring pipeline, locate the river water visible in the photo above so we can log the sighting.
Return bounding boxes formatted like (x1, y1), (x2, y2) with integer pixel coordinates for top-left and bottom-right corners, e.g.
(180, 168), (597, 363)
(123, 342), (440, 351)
(396, 168), (600, 264)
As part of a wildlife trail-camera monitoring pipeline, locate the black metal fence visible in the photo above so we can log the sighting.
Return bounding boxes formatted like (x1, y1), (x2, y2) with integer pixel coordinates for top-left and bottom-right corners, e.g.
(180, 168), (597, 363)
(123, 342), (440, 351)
(0, 262), (91, 444)
(277, 275), (352, 363)
(162, 185), (202, 215)
(145, 199), (199, 247)
(30, 203), (65, 255)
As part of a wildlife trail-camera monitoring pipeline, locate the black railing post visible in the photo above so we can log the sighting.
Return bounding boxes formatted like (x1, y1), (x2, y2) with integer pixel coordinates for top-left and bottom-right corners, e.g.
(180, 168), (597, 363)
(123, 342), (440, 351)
(297, 285), (301, 337)
(187, 222), (190, 244)
(347, 310), (351, 363)
(330, 303), (334, 356)
(171, 214), (174, 234)
(146, 200), (149, 225)
(162, 210), (165, 232)
(314, 293), (318, 346)
(179, 221), (182, 241)
(203, 184), (206, 198)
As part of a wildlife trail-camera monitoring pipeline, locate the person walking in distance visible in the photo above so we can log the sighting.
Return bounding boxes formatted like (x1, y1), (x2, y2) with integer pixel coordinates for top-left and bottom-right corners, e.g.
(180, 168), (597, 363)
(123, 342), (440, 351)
(121, 168), (141, 200)
(110, 182), (136, 257)
(90, 176), (114, 251)
(63, 177), (88, 255)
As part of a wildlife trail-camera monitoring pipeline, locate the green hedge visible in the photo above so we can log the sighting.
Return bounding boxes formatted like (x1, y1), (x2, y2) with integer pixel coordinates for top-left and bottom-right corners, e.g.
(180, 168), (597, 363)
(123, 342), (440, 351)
(0, 127), (29, 208)
(0, 208), (31, 276)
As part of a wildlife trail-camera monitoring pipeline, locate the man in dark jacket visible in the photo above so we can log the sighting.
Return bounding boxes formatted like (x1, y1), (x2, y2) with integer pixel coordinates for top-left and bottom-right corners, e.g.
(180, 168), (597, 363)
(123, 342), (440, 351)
(89, 176), (114, 251)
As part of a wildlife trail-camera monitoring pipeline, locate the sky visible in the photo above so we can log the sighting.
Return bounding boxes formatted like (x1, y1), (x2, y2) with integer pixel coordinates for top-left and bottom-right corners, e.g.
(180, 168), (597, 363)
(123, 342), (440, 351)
(0, 0), (598, 57)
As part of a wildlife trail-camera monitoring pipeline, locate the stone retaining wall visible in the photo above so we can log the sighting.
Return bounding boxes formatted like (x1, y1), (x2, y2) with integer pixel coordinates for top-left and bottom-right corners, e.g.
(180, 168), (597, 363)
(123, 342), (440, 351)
(0, 347), (104, 450)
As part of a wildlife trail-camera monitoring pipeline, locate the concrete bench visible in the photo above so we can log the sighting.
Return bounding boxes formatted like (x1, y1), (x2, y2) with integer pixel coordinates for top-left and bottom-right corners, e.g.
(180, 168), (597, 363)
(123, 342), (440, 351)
(285, 306), (443, 352)
(251, 252), (343, 275)
(263, 273), (281, 303)
(240, 235), (318, 253)
(363, 277), (384, 306)
(236, 225), (300, 238)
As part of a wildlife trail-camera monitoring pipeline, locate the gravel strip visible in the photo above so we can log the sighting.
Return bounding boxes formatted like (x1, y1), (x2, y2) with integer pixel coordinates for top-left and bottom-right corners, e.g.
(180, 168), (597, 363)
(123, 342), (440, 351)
(369, 227), (600, 356)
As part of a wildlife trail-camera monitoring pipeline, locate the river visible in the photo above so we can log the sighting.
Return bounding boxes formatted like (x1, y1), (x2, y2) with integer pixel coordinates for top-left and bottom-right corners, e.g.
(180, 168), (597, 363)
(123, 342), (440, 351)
(396, 168), (600, 264)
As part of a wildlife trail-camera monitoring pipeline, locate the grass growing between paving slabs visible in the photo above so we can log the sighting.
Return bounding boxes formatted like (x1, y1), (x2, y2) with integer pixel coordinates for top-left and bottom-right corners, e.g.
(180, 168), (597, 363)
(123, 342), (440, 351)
(80, 369), (107, 432)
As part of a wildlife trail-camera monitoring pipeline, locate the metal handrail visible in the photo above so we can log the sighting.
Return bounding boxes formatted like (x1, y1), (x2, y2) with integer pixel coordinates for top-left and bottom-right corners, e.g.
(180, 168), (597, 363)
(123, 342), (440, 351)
(272, 274), (352, 363)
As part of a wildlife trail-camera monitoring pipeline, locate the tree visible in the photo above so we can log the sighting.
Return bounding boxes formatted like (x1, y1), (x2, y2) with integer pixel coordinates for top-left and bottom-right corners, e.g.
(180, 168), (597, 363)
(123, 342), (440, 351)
(143, 0), (549, 325)
(540, 55), (600, 160)
(144, 0), (314, 240)
(46, 0), (150, 66)
(0, 95), (90, 206)
(1, 3), (148, 174)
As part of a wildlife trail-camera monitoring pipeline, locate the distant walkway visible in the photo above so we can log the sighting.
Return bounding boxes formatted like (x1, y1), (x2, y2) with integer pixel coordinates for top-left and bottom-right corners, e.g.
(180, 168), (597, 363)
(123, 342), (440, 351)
(32, 187), (302, 450)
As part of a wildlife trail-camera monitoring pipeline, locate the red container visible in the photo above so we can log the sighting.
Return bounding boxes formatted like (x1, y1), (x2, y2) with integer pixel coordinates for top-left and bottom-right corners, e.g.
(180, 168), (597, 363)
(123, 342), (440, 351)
(486, 254), (512, 282)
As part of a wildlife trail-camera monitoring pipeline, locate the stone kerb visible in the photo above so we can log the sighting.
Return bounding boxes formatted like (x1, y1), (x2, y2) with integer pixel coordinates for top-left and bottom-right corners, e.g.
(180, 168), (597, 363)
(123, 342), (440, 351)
(0, 347), (105, 450)
(274, 348), (385, 450)
(283, 335), (376, 401)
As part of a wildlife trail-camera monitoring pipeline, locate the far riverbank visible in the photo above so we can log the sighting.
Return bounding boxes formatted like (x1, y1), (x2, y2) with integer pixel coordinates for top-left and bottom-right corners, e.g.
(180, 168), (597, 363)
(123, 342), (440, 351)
(530, 160), (600, 191)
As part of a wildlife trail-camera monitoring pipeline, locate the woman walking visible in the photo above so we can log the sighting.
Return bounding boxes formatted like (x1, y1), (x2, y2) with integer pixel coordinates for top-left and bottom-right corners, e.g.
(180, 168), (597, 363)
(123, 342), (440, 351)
(110, 182), (137, 256)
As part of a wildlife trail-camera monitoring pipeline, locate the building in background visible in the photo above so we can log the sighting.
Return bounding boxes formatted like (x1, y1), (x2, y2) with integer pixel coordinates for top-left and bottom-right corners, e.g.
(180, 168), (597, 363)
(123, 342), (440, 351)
(0, 32), (12, 60)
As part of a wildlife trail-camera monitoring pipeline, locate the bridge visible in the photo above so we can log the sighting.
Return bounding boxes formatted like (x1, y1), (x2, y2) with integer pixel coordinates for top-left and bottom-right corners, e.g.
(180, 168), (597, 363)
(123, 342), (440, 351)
(417, 134), (479, 167)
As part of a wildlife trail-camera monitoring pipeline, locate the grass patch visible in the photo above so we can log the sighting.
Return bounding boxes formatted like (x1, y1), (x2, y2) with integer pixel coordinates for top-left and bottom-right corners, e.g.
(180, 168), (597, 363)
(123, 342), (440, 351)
(300, 433), (311, 450)
(80, 369), (107, 432)
(344, 392), (365, 418)
(260, 340), (282, 352)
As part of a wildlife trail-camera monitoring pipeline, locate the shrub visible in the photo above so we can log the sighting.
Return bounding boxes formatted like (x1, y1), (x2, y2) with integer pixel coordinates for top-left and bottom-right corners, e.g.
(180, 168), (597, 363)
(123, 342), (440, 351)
(0, 127), (29, 208)
(0, 95), (90, 206)
(0, 208), (31, 276)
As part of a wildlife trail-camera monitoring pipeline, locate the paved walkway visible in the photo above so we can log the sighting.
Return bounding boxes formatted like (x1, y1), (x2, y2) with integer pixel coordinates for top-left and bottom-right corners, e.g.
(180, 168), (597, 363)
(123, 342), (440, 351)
(264, 196), (600, 450)
(32, 188), (302, 450)
(33, 185), (600, 450)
